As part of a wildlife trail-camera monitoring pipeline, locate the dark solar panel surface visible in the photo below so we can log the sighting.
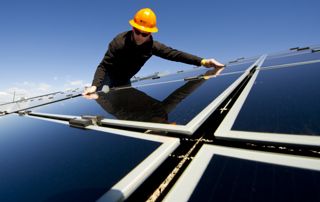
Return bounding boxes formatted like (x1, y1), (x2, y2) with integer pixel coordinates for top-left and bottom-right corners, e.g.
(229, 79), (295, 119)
(0, 115), (160, 202)
(33, 95), (117, 119)
(232, 62), (320, 135)
(261, 52), (320, 67)
(34, 72), (242, 125)
(189, 155), (320, 202)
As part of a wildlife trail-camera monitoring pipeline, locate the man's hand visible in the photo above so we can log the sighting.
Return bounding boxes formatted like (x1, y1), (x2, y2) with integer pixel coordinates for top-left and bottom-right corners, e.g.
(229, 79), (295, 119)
(83, 92), (99, 100)
(201, 58), (225, 68)
(203, 67), (225, 79)
(82, 86), (97, 99)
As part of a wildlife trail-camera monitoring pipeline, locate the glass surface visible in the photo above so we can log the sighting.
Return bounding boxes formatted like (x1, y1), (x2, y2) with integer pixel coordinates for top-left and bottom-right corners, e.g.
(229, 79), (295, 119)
(34, 72), (242, 125)
(0, 115), (160, 202)
(189, 155), (320, 202)
(232, 62), (320, 135)
(261, 52), (320, 67)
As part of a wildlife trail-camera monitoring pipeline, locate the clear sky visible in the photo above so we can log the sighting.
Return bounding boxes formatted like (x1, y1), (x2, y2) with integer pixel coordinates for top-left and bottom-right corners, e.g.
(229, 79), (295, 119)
(1, 0), (319, 102)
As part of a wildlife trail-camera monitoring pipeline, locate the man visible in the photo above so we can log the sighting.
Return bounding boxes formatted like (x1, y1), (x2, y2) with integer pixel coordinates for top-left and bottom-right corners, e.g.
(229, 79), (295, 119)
(83, 8), (224, 95)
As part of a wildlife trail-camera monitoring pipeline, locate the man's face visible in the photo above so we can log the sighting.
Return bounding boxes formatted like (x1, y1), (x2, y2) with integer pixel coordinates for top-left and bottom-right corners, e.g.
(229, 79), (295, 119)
(132, 27), (151, 45)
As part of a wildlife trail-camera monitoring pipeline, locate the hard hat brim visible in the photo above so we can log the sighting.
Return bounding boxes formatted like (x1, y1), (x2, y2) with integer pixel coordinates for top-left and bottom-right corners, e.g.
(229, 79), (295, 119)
(129, 19), (158, 33)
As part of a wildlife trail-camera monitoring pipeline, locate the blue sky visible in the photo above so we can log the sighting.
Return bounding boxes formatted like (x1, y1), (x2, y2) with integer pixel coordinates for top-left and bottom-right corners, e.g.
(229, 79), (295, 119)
(1, 0), (319, 102)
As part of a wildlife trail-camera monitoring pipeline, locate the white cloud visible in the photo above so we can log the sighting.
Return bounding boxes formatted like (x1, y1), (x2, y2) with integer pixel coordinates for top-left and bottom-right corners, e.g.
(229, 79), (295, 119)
(0, 92), (9, 96)
(37, 83), (52, 91)
(1, 82), (54, 101)
(69, 80), (84, 86)
(1, 77), (88, 103)
(63, 80), (88, 91)
(0, 91), (10, 103)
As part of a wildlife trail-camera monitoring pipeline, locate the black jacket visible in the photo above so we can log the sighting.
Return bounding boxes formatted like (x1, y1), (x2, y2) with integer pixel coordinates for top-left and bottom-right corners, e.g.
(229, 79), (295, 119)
(92, 30), (203, 88)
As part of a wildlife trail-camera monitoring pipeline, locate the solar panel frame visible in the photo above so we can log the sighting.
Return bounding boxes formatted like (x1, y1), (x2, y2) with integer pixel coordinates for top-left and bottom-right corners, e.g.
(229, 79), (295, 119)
(215, 62), (320, 146)
(12, 115), (180, 201)
(164, 144), (320, 202)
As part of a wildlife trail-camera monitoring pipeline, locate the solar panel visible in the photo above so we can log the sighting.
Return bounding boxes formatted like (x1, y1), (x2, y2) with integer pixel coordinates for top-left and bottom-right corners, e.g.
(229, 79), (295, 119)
(261, 51), (320, 67)
(0, 114), (179, 201)
(215, 61), (320, 146)
(164, 145), (320, 202)
(28, 56), (267, 135)
(2, 45), (320, 201)
(31, 69), (245, 134)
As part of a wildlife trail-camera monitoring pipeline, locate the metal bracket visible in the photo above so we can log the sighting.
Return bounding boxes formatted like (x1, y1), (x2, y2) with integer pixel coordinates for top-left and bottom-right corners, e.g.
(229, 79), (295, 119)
(69, 115), (103, 129)
(18, 110), (31, 116)
(297, 47), (310, 51)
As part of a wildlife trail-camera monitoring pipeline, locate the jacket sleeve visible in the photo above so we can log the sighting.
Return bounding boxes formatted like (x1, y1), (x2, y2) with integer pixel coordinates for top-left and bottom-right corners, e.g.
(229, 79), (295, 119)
(91, 42), (117, 87)
(152, 41), (203, 66)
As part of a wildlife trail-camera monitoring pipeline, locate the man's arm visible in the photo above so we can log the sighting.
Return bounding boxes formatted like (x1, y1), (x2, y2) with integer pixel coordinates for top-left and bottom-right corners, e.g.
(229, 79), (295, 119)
(152, 41), (224, 68)
(92, 43), (117, 88)
(83, 42), (118, 96)
(152, 41), (203, 66)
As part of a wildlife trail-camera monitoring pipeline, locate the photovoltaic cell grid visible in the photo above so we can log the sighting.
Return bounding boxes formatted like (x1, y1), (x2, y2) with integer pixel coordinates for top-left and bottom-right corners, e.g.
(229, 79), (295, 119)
(215, 51), (320, 146)
(1, 47), (319, 202)
(232, 62), (320, 135)
(188, 155), (319, 202)
(0, 114), (178, 202)
(164, 145), (320, 202)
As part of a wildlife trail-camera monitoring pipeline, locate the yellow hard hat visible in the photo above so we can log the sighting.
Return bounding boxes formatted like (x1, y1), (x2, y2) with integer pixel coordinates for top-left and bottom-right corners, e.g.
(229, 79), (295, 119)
(129, 8), (158, 33)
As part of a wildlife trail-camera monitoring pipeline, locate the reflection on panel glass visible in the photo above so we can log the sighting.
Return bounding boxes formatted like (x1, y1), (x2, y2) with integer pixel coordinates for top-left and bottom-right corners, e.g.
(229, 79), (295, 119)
(261, 52), (320, 67)
(0, 115), (160, 202)
(232, 62), (320, 135)
(222, 61), (254, 73)
(189, 155), (320, 202)
(34, 70), (242, 125)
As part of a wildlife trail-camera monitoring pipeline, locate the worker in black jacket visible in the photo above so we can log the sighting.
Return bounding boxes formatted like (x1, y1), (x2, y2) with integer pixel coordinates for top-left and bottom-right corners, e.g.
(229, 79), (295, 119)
(83, 8), (224, 95)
